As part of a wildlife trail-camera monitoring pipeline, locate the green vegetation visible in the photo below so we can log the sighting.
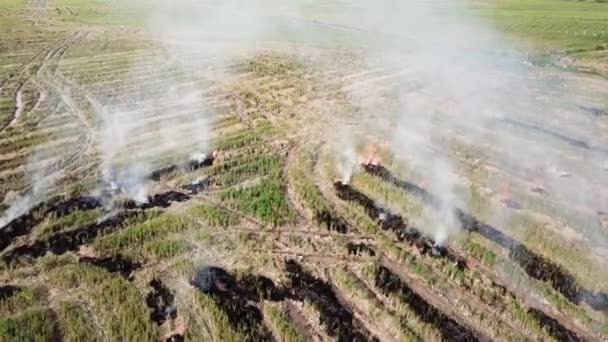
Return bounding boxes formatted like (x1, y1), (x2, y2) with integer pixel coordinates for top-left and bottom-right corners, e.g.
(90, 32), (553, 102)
(37, 209), (103, 238)
(477, 0), (608, 50)
(0, 309), (59, 341)
(56, 302), (99, 342)
(185, 291), (244, 341)
(221, 177), (295, 226)
(212, 153), (282, 186)
(0, 0), (606, 340)
(0, 286), (47, 317)
(333, 267), (421, 342)
(89, 277), (157, 341)
(263, 303), (304, 342)
(189, 203), (239, 227)
(94, 213), (190, 254)
(143, 239), (190, 260)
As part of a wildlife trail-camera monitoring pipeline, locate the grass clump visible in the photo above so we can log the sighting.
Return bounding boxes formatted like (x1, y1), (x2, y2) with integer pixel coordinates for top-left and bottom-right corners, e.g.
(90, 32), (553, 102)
(263, 303), (303, 342)
(185, 291), (244, 341)
(0, 308), (59, 341)
(56, 301), (99, 342)
(95, 213), (190, 252)
(143, 239), (190, 260)
(189, 204), (239, 227)
(213, 153), (282, 186)
(37, 209), (103, 238)
(89, 277), (158, 341)
(221, 177), (295, 226)
(0, 286), (46, 316)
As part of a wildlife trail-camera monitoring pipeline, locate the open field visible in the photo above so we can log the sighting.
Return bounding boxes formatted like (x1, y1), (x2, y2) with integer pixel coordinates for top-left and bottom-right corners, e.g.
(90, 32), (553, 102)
(1, 0), (607, 341)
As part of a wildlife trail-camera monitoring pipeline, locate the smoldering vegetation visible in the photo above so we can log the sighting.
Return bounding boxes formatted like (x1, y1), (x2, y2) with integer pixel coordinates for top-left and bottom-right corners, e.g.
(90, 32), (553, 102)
(2, 211), (138, 263)
(374, 265), (478, 342)
(0, 149), (217, 262)
(121, 191), (190, 210)
(334, 180), (467, 269)
(0, 196), (101, 252)
(148, 152), (215, 182)
(190, 262), (378, 341)
(363, 163), (608, 311)
(146, 278), (178, 326)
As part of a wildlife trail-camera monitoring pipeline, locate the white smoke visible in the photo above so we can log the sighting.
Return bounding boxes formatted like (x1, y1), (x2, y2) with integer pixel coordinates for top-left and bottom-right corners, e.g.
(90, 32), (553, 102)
(0, 151), (62, 227)
(336, 128), (359, 184)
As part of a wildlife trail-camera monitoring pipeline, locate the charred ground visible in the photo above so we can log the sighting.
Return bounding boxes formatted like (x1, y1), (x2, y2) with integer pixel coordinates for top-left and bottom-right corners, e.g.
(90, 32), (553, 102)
(1, 0), (608, 341)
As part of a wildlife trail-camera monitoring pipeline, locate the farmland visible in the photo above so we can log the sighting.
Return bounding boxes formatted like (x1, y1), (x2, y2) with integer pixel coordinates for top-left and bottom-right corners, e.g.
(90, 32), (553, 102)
(1, 0), (608, 341)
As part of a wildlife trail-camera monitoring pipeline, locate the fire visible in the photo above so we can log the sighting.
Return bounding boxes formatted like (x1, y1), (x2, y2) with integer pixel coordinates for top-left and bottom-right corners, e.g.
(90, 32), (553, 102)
(361, 143), (382, 166)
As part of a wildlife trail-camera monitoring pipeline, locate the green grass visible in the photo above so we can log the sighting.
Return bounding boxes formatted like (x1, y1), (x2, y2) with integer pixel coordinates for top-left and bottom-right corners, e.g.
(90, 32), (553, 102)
(185, 291), (245, 342)
(221, 176), (295, 226)
(477, 0), (608, 53)
(56, 301), (99, 342)
(0, 308), (59, 342)
(212, 153), (282, 186)
(0, 287), (47, 317)
(90, 277), (158, 341)
(263, 303), (304, 342)
(143, 239), (190, 260)
(94, 213), (190, 254)
(37, 209), (103, 238)
(189, 203), (239, 227)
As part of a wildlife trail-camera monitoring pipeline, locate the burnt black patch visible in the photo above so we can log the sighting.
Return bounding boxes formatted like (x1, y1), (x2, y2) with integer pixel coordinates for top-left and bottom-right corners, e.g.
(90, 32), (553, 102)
(180, 177), (210, 195)
(0, 285), (20, 300)
(190, 266), (273, 341)
(315, 210), (349, 234)
(0, 196), (102, 252)
(346, 242), (376, 257)
(3, 211), (137, 263)
(185, 153), (216, 172)
(334, 181), (466, 269)
(79, 254), (141, 279)
(166, 334), (184, 342)
(285, 260), (376, 342)
(148, 164), (179, 182)
(375, 266), (478, 342)
(122, 191), (190, 210)
(500, 118), (592, 151)
(509, 245), (579, 303)
(501, 198), (522, 210)
(364, 164), (608, 312)
(146, 279), (177, 326)
(577, 105), (607, 117)
(527, 307), (582, 342)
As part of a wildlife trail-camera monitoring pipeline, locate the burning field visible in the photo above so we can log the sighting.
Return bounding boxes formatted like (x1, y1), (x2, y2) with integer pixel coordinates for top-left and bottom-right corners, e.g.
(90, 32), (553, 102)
(1, 0), (608, 341)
